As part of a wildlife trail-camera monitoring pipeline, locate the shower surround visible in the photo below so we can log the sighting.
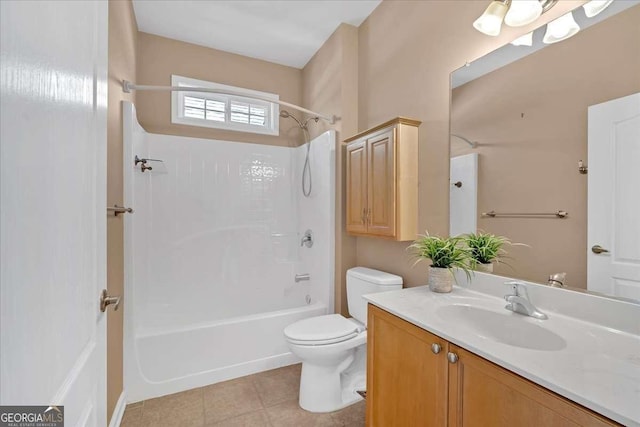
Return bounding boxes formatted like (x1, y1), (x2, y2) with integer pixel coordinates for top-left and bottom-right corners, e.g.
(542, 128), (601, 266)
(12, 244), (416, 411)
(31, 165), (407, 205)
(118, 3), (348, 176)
(122, 102), (335, 402)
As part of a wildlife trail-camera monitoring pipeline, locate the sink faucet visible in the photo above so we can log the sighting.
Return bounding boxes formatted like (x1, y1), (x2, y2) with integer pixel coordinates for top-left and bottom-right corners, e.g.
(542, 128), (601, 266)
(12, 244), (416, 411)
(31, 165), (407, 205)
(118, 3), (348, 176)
(504, 281), (548, 320)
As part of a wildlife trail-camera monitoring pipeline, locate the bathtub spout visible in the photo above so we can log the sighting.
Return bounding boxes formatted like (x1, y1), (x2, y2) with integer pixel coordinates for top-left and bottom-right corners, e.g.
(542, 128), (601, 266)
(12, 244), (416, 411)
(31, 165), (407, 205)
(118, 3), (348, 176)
(295, 273), (311, 283)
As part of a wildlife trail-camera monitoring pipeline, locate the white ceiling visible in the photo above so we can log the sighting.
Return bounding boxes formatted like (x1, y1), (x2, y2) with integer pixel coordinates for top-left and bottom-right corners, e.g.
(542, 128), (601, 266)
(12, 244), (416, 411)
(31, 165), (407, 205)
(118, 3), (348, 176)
(132, 0), (381, 69)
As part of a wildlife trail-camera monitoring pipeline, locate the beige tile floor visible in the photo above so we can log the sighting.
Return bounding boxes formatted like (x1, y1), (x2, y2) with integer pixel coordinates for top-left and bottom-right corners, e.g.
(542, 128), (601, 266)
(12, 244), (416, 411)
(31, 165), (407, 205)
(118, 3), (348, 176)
(120, 364), (365, 427)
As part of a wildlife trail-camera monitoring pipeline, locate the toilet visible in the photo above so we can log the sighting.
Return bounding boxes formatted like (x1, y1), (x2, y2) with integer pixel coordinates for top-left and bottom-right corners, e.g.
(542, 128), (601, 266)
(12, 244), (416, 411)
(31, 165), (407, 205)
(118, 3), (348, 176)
(284, 267), (403, 413)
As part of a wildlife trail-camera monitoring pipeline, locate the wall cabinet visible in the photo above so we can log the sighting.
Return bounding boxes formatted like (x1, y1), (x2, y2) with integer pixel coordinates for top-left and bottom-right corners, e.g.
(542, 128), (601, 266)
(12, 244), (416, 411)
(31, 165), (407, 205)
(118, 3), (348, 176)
(366, 304), (619, 427)
(345, 118), (420, 241)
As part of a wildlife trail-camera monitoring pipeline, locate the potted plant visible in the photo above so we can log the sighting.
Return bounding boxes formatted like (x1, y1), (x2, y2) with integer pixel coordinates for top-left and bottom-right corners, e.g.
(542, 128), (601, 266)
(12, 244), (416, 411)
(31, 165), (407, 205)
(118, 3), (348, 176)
(464, 232), (510, 273)
(409, 233), (473, 293)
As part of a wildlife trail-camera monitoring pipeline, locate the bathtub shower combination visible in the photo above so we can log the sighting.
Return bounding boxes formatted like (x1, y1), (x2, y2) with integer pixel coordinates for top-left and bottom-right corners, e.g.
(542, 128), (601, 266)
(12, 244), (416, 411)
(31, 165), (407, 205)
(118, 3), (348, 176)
(122, 102), (335, 402)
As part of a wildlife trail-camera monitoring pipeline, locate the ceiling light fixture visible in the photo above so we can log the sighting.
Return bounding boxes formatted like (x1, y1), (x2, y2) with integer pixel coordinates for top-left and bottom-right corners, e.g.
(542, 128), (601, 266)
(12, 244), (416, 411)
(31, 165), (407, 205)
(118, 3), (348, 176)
(505, 0), (542, 27)
(473, 0), (558, 36)
(473, 0), (510, 37)
(543, 12), (580, 44)
(510, 31), (534, 46)
(582, 0), (614, 18)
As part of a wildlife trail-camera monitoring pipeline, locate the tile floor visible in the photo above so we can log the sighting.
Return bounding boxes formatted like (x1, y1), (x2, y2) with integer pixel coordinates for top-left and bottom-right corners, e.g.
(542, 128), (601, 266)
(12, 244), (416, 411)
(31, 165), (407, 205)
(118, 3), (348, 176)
(120, 364), (365, 427)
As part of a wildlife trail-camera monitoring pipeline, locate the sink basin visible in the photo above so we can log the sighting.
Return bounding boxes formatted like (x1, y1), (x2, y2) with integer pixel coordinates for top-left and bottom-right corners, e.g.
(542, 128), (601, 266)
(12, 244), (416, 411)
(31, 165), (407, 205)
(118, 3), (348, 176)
(437, 304), (567, 351)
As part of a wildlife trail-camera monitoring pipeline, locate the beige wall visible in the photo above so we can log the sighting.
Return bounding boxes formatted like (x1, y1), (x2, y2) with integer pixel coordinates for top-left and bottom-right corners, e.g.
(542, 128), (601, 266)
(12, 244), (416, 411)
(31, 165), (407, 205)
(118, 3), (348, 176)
(302, 24), (359, 316)
(136, 32), (304, 147)
(104, 3), (603, 411)
(354, 0), (586, 288)
(107, 0), (137, 421)
(451, 6), (640, 288)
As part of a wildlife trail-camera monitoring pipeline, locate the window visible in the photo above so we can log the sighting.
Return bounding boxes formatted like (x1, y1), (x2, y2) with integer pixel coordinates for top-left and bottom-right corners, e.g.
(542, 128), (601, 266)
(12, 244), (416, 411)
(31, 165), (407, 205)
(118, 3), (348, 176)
(171, 75), (279, 136)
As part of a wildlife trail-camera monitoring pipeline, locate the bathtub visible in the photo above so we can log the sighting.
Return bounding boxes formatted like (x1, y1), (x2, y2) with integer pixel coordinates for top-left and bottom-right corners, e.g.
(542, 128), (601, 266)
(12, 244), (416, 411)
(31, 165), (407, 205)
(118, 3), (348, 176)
(123, 102), (335, 402)
(125, 303), (326, 402)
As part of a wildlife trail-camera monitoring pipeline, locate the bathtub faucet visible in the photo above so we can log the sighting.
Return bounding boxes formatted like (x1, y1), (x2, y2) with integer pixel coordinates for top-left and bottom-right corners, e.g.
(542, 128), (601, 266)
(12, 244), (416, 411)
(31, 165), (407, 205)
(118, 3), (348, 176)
(295, 274), (311, 283)
(301, 229), (313, 248)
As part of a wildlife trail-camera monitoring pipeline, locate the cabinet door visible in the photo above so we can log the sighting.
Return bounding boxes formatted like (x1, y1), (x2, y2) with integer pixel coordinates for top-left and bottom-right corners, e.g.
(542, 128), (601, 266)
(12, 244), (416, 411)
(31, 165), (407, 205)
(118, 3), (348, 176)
(367, 129), (396, 237)
(346, 140), (368, 234)
(447, 345), (618, 427)
(367, 305), (448, 427)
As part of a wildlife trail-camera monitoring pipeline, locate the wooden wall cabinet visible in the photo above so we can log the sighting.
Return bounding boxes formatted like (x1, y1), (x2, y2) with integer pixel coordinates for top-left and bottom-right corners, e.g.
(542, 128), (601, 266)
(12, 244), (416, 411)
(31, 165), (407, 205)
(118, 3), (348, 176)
(366, 304), (619, 427)
(344, 118), (420, 241)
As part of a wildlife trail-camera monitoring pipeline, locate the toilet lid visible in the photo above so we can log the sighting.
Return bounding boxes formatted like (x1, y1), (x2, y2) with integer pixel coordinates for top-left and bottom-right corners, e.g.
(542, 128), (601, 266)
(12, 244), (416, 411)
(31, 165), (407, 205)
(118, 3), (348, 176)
(284, 314), (360, 345)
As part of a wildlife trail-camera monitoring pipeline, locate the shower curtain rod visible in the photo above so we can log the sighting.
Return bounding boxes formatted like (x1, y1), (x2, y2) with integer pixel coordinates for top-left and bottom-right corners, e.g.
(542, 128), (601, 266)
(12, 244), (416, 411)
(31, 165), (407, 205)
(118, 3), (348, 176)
(451, 133), (477, 148)
(123, 80), (336, 125)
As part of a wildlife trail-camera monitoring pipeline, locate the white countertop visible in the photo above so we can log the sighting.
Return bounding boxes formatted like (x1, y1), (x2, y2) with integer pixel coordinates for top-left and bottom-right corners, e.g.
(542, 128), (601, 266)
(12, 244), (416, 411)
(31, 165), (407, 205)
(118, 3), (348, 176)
(363, 278), (640, 426)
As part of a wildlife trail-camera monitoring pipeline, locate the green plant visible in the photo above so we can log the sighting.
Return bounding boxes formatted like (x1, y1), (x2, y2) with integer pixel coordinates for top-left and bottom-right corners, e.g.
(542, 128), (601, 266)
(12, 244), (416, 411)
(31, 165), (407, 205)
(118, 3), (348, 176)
(409, 232), (473, 279)
(464, 232), (509, 265)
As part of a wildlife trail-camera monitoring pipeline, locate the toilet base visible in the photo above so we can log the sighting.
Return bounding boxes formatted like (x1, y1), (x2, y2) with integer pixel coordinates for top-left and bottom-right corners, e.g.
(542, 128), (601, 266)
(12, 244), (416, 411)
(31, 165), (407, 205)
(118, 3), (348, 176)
(298, 345), (366, 413)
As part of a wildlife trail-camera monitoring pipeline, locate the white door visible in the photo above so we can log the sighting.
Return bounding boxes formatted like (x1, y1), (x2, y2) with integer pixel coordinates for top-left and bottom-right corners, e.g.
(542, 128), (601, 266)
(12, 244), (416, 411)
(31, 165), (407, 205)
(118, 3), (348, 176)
(1, 1), (108, 425)
(587, 93), (640, 300)
(449, 153), (478, 237)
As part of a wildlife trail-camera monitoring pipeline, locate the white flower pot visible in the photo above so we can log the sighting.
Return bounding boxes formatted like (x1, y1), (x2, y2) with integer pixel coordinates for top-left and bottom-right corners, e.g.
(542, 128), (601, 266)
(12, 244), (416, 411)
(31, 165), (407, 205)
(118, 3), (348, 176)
(475, 262), (494, 273)
(428, 267), (454, 293)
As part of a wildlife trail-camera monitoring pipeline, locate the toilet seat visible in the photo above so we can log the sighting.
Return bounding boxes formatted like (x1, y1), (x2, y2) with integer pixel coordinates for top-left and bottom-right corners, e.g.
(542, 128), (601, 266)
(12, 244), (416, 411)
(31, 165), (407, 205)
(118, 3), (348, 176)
(284, 314), (363, 346)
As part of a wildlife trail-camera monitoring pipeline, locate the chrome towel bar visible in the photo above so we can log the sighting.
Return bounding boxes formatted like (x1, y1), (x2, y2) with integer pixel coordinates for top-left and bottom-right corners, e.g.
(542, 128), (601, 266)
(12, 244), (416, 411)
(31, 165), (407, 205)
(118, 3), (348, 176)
(482, 210), (568, 218)
(107, 205), (134, 216)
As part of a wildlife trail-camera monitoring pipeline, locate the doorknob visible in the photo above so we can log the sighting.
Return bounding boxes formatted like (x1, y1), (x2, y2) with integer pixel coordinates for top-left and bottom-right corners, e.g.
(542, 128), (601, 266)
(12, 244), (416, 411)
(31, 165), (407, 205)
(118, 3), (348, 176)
(100, 289), (121, 312)
(591, 245), (610, 254)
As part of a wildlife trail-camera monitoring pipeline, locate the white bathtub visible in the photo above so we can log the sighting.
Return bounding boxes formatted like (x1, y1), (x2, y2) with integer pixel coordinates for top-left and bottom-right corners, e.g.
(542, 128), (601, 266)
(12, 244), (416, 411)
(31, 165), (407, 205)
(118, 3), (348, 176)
(123, 102), (335, 402)
(125, 303), (326, 402)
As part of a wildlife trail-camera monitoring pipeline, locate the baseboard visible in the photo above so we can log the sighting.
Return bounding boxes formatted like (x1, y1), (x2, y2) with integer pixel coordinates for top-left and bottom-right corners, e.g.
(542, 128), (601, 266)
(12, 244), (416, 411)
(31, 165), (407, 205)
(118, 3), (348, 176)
(108, 391), (127, 427)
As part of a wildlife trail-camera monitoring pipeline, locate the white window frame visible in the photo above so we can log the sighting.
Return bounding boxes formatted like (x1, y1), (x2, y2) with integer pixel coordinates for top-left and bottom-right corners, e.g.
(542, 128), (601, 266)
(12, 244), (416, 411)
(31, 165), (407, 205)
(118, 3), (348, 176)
(171, 75), (279, 136)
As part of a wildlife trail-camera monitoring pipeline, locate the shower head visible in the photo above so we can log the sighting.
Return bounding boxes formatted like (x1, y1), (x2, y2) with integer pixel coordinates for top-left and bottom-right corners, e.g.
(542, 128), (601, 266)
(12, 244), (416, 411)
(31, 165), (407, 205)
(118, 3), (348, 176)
(281, 109), (315, 197)
(280, 109), (305, 128)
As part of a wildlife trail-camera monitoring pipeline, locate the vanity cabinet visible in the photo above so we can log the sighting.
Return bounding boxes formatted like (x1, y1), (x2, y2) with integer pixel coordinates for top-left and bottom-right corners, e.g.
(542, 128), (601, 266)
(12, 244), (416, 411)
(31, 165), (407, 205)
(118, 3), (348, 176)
(366, 304), (619, 427)
(345, 118), (420, 241)
(366, 302), (448, 426)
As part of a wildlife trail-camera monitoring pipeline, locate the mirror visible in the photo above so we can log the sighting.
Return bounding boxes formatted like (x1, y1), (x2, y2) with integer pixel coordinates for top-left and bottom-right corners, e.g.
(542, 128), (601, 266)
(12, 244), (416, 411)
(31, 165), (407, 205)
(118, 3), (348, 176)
(449, 1), (640, 300)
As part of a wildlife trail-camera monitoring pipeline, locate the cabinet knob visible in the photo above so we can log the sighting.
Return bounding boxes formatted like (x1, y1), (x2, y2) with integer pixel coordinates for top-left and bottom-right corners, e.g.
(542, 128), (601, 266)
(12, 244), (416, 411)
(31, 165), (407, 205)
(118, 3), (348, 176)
(447, 352), (459, 364)
(431, 343), (442, 354)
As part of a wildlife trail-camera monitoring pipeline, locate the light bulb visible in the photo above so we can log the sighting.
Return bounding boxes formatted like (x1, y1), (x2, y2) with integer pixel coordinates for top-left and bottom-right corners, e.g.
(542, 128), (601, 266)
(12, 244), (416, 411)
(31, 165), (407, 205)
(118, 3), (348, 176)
(505, 0), (543, 27)
(583, 0), (614, 18)
(510, 32), (533, 46)
(473, 1), (510, 37)
(543, 12), (580, 44)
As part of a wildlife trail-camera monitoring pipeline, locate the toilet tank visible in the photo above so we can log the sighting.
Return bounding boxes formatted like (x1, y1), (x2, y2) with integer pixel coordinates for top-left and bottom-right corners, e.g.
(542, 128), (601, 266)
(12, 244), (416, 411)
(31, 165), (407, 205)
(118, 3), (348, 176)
(347, 267), (403, 325)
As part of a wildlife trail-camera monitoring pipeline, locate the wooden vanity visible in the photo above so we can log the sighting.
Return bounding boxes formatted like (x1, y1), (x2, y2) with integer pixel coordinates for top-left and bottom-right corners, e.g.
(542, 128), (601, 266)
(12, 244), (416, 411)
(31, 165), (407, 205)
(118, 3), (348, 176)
(366, 304), (620, 427)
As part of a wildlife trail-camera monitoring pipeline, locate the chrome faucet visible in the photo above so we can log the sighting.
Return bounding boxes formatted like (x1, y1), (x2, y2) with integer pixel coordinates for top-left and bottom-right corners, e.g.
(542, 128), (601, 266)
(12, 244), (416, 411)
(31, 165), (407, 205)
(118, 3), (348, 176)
(504, 281), (548, 320)
(547, 272), (566, 288)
